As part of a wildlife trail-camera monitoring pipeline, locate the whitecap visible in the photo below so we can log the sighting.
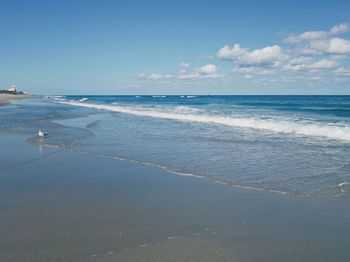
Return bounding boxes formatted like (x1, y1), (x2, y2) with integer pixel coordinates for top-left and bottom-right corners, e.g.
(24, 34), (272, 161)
(56, 100), (350, 142)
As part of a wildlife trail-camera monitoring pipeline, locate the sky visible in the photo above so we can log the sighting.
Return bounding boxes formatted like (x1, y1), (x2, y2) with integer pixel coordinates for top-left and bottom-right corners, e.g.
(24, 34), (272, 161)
(1, 0), (350, 95)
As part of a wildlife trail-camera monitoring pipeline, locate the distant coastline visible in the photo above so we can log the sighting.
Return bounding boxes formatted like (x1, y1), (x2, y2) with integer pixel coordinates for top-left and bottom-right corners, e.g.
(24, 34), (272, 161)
(0, 86), (29, 105)
(0, 94), (29, 105)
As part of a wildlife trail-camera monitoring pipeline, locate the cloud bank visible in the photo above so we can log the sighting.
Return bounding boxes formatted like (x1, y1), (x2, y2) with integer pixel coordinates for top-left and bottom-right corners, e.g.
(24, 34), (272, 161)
(137, 23), (350, 86)
(138, 63), (225, 81)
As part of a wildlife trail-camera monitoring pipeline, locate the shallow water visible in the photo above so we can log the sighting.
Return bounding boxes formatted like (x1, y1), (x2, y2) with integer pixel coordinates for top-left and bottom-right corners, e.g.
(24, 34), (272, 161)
(2, 96), (350, 197)
(48, 95), (350, 197)
(1, 136), (350, 262)
(2, 98), (350, 261)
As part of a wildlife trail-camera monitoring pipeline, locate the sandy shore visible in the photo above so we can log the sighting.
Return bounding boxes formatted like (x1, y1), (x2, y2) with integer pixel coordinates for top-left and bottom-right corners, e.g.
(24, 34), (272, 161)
(1, 99), (350, 261)
(1, 134), (350, 261)
(0, 94), (29, 105)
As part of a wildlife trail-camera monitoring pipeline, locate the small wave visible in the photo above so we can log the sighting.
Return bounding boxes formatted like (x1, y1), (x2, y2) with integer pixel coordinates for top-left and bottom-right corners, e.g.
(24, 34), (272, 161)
(47, 95), (65, 100)
(338, 182), (350, 193)
(180, 95), (197, 98)
(79, 98), (88, 102)
(152, 95), (166, 98)
(56, 100), (350, 142)
(72, 149), (292, 196)
(53, 97), (66, 101)
(172, 106), (202, 114)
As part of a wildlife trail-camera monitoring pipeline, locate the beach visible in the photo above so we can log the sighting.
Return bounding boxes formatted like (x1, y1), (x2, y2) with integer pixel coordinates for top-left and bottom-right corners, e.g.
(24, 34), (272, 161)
(2, 135), (350, 262)
(2, 0), (350, 260)
(1, 97), (350, 261)
(0, 94), (28, 105)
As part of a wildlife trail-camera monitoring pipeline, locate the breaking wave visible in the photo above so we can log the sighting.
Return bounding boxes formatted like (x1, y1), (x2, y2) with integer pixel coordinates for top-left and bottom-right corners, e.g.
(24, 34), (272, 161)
(57, 100), (350, 142)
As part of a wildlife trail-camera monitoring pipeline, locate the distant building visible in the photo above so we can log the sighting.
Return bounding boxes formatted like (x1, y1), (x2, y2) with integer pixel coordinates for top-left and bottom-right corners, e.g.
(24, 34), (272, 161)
(7, 85), (16, 92)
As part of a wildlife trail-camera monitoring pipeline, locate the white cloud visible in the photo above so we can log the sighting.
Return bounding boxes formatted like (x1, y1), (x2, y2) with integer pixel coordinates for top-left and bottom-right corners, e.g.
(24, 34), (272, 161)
(138, 64), (224, 81)
(283, 58), (338, 72)
(179, 62), (190, 68)
(179, 63), (222, 79)
(177, 72), (224, 80)
(137, 73), (147, 79)
(217, 44), (247, 60)
(282, 64), (307, 71)
(242, 45), (286, 65)
(232, 66), (273, 75)
(285, 23), (350, 43)
(194, 64), (218, 74)
(308, 59), (338, 69)
(148, 73), (163, 80)
(217, 44), (286, 66)
(330, 23), (350, 35)
(232, 67), (256, 73)
(294, 47), (322, 56)
(285, 31), (329, 44)
(308, 75), (323, 81)
(284, 24), (350, 56)
(335, 67), (350, 77)
(138, 73), (169, 80)
(309, 37), (350, 54)
(288, 56), (312, 65)
(220, 23), (350, 79)
(138, 23), (350, 86)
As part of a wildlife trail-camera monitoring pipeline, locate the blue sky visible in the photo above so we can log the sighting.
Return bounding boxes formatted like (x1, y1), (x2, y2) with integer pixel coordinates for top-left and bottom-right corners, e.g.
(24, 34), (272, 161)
(1, 0), (350, 95)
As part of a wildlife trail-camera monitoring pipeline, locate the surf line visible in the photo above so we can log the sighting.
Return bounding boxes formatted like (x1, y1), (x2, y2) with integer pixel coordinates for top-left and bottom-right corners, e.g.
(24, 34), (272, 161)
(65, 148), (297, 197)
(57, 100), (350, 142)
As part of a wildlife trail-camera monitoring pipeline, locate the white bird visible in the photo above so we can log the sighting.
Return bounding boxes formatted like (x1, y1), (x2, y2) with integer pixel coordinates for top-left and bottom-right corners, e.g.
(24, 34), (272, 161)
(38, 130), (48, 137)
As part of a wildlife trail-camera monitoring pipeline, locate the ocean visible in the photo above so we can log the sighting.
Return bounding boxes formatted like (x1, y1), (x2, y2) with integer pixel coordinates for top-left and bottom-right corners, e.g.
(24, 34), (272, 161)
(2, 95), (350, 261)
(45, 95), (350, 198)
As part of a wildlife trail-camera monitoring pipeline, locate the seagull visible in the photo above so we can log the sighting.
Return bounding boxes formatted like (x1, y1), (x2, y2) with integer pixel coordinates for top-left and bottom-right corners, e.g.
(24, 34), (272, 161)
(38, 130), (48, 137)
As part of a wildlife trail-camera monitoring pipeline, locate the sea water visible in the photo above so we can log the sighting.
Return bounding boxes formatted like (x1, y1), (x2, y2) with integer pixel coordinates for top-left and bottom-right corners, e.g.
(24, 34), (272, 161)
(47, 95), (350, 198)
(2, 95), (346, 197)
(2, 95), (350, 261)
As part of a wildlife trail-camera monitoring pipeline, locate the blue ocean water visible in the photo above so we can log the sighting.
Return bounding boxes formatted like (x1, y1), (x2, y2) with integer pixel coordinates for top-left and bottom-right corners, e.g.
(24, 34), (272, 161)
(52, 95), (350, 197)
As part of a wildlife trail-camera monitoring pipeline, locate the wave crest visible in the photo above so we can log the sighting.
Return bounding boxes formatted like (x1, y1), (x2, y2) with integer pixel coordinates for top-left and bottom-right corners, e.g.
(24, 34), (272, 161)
(57, 100), (350, 142)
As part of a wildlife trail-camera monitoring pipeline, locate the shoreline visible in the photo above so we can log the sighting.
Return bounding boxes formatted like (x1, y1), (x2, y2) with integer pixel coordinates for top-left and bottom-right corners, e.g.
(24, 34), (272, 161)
(1, 134), (350, 261)
(0, 94), (30, 105)
(1, 98), (350, 261)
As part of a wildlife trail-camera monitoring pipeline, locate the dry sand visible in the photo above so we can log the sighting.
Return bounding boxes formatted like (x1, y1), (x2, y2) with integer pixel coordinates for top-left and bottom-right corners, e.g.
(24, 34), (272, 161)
(0, 94), (29, 105)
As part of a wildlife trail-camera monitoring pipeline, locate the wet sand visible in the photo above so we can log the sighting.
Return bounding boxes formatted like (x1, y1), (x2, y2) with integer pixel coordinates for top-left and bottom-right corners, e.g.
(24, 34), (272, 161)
(1, 135), (350, 261)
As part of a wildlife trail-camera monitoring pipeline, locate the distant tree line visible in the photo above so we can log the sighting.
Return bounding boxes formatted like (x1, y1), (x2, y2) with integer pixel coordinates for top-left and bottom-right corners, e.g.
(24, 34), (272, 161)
(0, 89), (25, 95)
